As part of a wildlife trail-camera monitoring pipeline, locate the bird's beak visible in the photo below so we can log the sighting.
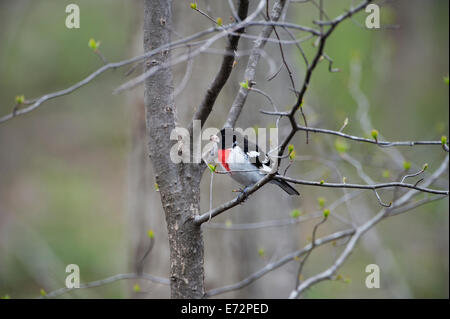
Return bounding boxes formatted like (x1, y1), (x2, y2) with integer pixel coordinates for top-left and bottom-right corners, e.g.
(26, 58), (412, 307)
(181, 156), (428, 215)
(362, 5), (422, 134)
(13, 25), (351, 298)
(210, 134), (220, 143)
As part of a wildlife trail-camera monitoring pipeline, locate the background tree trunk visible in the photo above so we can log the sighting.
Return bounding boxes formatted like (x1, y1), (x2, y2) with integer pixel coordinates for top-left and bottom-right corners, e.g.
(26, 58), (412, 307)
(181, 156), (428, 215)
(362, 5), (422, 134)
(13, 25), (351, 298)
(143, 0), (205, 299)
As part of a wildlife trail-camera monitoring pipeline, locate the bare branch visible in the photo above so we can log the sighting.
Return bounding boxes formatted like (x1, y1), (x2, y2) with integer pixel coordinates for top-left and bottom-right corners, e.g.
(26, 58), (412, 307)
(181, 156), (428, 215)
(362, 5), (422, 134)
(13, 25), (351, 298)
(189, 0), (249, 131)
(224, 0), (288, 128)
(40, 273), (169, 299)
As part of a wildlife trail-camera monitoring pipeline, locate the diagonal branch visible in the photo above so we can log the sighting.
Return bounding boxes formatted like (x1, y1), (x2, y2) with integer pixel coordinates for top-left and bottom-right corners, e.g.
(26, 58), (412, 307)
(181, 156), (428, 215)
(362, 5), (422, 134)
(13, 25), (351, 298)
(189, 0), (249, 132)
(224, 0), (288, 128)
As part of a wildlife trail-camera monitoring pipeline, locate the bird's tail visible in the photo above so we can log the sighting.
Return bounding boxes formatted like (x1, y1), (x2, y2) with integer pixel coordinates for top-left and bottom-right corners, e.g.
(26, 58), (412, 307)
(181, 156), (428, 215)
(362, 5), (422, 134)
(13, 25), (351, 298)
(271, 178), (300, 196)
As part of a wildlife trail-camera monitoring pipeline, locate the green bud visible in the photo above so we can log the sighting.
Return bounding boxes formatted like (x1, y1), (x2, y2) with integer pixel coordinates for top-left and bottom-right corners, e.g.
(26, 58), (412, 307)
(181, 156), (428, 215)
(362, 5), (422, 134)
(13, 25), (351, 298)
(240, 80), (249, 89)
(133, 283), (141, 293)
(147, 229), (155, 239)
(318, 197), (326, 207)
(334, 139), (349, 153)
(423, 163), (428, 171)
(190, 3), (197, 9)
(291, 209), (302, 218)
(15, 95), (25, 104)
(258, 248), (265, 257)
(289, 150), (296, 160)
(323, 209), (330, 218)
(441, 136), (447, 146)
(154, 183), (159, 191)
(288, 144), (294, 154)
(40, 289), (47, 297)
(382, 170), (390, 179)
(88, 38), (100, 50)
(371, 129), (379, 140)
(216, 17), (223, 26)
(319, 180), (325, 185)
(403, 161), (411, 171)
(444, 75), (449, 85)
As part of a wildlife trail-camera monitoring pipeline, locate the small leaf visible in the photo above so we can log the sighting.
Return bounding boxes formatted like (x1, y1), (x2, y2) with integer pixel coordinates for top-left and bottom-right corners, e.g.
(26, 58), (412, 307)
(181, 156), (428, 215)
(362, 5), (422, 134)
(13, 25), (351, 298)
(288, 144), (294, 154)
(216, 17), (223, 26)
(318, 197), (326, 208)
(289, 150), (296, 160)
(334, 139), (349, 153)
(15, 95), (25, 104)
(423, 163), (428, 171)
(190, 3), (197, 9)
(441, 135), (447, 146)
(290, 209), (302, 218)
(133, 283), (141, 293)
(319, 180), (325, 185)
(240, 80), (249, 89)
(154, 183), (160, 192)
(403, 161), (411, 171)
(147, 229), (155, 239)
(208, 164), (217, 173)
(371, 129), (379, 140)
(323, 209), (330, 218)
(40, 289), (47, 297)
(88, 38), (100, 50)
(258, 248), (265, 257)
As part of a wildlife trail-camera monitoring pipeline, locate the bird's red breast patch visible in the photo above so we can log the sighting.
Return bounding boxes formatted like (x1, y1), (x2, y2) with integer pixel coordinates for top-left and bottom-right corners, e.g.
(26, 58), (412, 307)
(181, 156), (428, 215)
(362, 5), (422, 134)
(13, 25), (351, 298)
(218, 148), (231, 172)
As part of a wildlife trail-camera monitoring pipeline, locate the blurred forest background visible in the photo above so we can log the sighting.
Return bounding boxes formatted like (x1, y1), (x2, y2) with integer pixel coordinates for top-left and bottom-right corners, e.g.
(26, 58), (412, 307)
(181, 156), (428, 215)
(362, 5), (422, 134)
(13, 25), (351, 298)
(0, 0), (448, 298)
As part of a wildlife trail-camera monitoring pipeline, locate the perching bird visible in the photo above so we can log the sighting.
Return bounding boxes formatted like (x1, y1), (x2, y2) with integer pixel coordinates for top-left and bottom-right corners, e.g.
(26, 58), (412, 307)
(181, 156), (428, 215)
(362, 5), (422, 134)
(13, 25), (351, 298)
(211, 128), (299, 196)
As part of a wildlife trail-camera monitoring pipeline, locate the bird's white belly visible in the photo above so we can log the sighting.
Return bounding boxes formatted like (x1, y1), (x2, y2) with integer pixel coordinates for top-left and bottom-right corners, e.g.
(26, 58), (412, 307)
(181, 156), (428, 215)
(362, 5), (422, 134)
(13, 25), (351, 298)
(225, 147), (265, 186)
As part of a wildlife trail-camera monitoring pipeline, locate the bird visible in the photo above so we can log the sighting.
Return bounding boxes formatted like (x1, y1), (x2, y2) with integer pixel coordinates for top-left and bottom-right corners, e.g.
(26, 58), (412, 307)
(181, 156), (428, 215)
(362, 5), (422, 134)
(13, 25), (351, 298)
(210, 128), (299, 196)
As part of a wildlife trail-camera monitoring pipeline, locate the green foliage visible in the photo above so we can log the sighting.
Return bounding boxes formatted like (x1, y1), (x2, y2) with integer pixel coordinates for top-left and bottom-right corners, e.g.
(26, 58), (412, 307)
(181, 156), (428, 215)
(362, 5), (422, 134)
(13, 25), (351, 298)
(442, 136), (448, 146)
(208, 164), (217, 173)
(258, 248), (265, 257)
(15, 95), (25, 104)
(190, 3), (197, 10)
(323, 209), (330, 218)
(239, 80), (249, 89)
(133, 283), (141, 293)
(403, 161), (411, 171)
(318, 197), (326, 208)
(334, 139), (350, 153)
(291, 209), (302, 218)
(88, 38), (100, 50)
(371, 129), (379, 140)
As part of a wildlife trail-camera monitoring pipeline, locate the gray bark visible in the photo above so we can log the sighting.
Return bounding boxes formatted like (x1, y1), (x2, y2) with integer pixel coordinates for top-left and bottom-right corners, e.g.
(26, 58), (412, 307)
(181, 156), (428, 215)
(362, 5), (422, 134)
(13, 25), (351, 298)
(144, 0), (205, 298)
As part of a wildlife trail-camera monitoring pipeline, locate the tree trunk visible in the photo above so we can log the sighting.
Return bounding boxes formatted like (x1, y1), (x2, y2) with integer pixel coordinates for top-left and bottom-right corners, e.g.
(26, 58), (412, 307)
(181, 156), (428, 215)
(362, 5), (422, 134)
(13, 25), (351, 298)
(143, 0), (205, 299)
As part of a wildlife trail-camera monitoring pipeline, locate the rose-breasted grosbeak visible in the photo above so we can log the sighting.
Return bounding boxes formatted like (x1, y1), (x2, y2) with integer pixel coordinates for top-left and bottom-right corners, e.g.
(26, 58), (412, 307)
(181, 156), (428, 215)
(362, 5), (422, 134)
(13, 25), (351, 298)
(211, 128), (299, 196)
